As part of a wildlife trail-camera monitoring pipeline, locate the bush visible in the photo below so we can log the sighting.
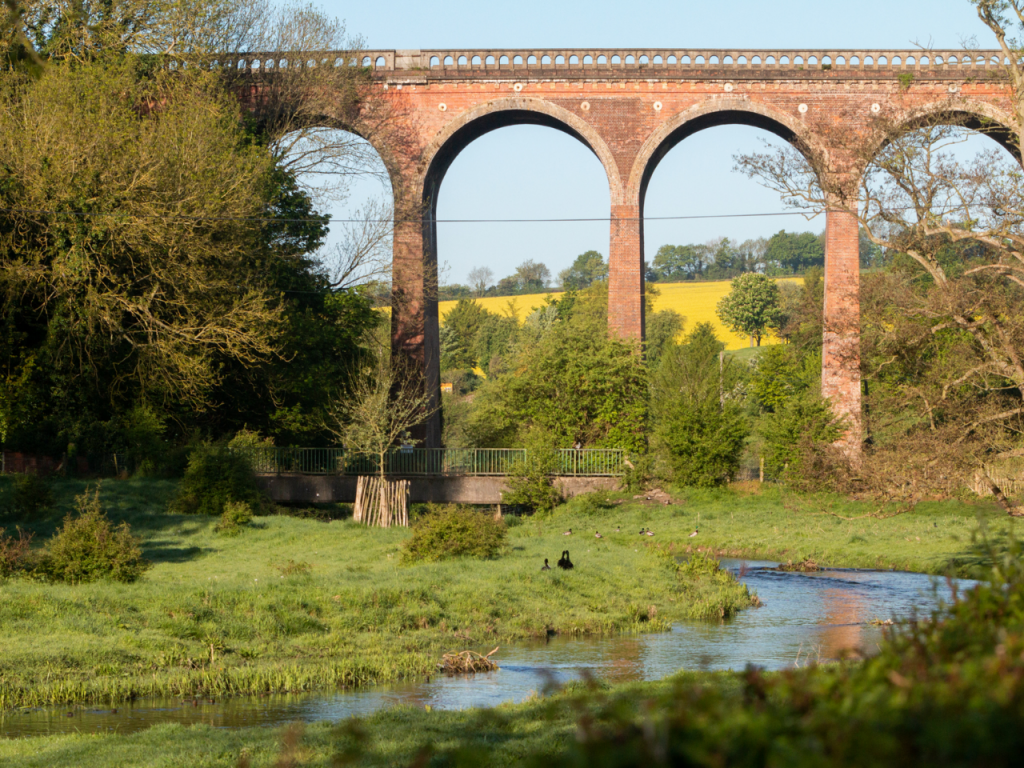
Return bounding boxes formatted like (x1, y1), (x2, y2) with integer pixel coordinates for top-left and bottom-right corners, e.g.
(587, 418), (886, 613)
(402, 504), (508, 563)
(501, 430), (564, 514)
(215, 500), (253, 536)
(42, 487), (148, 584)
(759, 391), (844, 481)
(169, 443), (270, 517)
(6, 474), (54, 517)
(0, 527), (33, 577)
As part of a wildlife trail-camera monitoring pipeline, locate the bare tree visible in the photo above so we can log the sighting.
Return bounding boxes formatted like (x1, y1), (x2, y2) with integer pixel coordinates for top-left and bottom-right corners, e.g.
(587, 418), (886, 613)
(468, 266), (494, 297)
(322, 338), (437, 527)
(733, 10), (1024, 507)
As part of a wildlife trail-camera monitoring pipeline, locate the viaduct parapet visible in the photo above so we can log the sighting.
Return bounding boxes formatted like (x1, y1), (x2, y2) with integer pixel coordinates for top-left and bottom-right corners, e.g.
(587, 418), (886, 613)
(235, 49), (1017, 450)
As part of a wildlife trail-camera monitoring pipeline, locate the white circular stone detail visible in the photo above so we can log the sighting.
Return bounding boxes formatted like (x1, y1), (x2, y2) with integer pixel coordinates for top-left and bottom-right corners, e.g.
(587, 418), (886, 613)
(653, 101), (663, 111)
(948, 84), (960, 93)
(513, 83), (523, 92)
(581, 101), (590, 111)
(724, 83), (734, 92)
(438, 103), (447, 112)
(798, 103), (809, 113)
(871, 103), (881, 113)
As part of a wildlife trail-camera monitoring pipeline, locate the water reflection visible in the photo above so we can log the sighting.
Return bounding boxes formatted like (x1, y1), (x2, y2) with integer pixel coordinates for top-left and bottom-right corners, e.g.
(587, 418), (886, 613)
(1, 560), (971, 739)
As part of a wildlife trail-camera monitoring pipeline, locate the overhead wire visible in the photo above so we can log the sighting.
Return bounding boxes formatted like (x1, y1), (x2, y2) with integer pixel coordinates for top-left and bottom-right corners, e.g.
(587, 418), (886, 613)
(0, 206), (822, 224)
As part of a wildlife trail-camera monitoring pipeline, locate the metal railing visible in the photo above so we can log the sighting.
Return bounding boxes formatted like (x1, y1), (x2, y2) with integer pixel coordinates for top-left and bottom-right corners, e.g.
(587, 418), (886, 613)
(239, 447), (626, 477)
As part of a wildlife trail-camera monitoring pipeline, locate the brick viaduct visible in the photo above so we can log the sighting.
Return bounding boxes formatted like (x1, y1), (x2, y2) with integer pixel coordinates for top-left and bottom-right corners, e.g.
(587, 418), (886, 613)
(236, 48), (1017, 449)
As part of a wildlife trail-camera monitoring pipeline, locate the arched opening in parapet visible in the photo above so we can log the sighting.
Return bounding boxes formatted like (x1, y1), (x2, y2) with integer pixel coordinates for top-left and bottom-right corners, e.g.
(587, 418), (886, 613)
(278, 127), (394, 291)
(424, 108), (613, 312)
(638, 109), (823, 351)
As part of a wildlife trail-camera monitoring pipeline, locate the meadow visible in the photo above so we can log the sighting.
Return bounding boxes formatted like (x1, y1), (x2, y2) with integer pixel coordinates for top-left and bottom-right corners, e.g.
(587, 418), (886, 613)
(438, 278), (803, 351)
(0, 479), (751, 710)
(0, 478), (1004, 714)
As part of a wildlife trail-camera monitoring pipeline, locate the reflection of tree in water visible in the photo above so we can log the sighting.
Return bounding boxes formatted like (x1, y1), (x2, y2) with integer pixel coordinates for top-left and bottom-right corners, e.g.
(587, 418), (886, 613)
(815, 587), (867, 661)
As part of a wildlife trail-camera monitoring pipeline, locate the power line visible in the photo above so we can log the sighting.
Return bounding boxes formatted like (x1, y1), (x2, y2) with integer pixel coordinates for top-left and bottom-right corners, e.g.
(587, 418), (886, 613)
(0, 206), (821, 224)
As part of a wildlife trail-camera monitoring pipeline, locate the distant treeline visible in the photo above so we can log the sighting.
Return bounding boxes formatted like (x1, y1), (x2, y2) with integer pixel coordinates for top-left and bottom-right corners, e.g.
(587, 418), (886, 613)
(438, 229), (884, 300)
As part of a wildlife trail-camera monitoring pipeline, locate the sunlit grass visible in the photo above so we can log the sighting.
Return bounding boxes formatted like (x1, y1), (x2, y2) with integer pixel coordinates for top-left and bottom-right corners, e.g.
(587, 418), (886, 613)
(0, 479), (750, 709)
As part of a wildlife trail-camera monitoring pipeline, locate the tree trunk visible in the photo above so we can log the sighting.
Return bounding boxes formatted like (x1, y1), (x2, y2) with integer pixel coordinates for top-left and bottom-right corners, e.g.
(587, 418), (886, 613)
(353, 475), (410, 527)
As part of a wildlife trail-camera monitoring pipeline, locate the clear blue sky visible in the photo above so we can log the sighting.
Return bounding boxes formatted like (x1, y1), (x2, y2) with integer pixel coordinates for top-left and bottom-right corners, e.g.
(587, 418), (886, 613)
(312, 0), (998, 285)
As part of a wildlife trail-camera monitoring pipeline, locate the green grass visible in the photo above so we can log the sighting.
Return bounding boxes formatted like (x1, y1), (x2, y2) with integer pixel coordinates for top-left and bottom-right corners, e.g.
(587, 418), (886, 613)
(0, 673), (732, 767)
(0, 479), (750, 710)
(644, 484), (1009, 574)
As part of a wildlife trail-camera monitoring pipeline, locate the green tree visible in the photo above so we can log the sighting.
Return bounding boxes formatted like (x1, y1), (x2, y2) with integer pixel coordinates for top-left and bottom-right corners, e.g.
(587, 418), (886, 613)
(469, 284), (647, 452)
(651, 323), (749, 486)
(764, 230), (825, 274)
(559, 250), (607, 290)
(440, 300), (490, 371)
(652, 244), (706, 281)
(716, 273), (783, 346)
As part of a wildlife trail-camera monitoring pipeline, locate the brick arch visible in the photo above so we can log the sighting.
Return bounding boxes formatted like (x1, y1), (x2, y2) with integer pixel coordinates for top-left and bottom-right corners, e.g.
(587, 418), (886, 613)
(419, 97), (625, 208)
(859, 98), (1020, 172)
(626, 98), (822, 209)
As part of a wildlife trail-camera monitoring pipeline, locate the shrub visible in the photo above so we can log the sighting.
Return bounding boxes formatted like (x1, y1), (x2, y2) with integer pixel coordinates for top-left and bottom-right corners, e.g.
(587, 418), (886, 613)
(501, 429), (564, 514)
(402, 504), (508, 563)
(42, 487), (148, 584)
(759, 391), (844, 481)
(215, 500), (253, 536)
(0, 527), (33, 577)
(169, 443), (269, 517)
(7, 474), (54, 517)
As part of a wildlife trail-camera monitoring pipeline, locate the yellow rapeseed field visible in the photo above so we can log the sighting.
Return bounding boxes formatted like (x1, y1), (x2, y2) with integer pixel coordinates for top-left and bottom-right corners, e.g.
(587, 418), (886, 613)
(438, 277), (802, 351)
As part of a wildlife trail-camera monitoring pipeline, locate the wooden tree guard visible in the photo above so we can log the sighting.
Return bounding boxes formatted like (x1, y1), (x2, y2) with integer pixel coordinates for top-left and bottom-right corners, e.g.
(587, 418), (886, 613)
(354, 475), (410, 527)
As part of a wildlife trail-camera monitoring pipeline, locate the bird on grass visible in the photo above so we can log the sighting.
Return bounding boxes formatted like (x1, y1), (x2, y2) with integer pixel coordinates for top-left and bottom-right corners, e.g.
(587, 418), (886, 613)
(557, 550), (574, 570)
(689, 527), (699, 538)
(595, 531), (603, 539)
(645, 529), (655, 536)
(563, 528), (573, 536)
(541, 558), (551, 571)
(638, 528), (647, 535)
(615, 526), (620, 533)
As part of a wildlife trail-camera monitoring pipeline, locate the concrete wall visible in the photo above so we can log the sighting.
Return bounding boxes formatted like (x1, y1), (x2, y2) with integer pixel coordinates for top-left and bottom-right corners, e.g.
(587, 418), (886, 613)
(257, 474), (620, 505)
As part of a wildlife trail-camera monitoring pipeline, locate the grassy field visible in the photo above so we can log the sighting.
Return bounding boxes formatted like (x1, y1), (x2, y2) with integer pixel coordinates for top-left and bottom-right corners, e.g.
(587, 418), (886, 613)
(0, 479), (1011, 766)
(0, 479), (751, 710)
(438, 278), (802, 351)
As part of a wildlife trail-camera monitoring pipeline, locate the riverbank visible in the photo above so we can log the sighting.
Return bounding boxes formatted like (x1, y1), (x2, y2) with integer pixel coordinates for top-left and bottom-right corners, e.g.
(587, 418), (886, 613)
(0, 674), (732, 767)
(611, 484), (1008, 575)
(0, 479), (750, 710)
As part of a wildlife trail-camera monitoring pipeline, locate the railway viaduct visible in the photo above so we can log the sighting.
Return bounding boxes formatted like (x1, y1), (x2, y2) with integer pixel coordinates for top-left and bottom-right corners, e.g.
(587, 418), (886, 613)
(235, 48), (1017, 450)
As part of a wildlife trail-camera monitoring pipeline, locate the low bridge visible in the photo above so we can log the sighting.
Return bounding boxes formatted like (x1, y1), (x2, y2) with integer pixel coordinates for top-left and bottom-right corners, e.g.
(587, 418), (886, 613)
(231, 48), (1016, 450)
(248, 447), (623, 505)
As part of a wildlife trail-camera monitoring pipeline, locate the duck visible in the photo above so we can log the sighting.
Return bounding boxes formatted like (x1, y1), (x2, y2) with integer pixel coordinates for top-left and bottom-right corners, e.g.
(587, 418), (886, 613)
(689, 527), (699, 538)
(563, 528), (573, 536)
(557, 550), (574, 570)
(645, 529), (655, 536)
(638, 528), (647, 535)
(595, 531), (603, 539)
(615, 526), (620, 533)
(541, 558), (551, 571)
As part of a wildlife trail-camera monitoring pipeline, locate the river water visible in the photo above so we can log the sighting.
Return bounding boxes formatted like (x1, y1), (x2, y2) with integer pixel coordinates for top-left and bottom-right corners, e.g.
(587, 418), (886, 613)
(0, 559), (971, 738)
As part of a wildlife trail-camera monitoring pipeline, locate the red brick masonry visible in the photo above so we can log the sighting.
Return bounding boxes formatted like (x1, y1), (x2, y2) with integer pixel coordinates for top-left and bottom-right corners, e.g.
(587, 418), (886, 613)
(237, 49), (1015, 449)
